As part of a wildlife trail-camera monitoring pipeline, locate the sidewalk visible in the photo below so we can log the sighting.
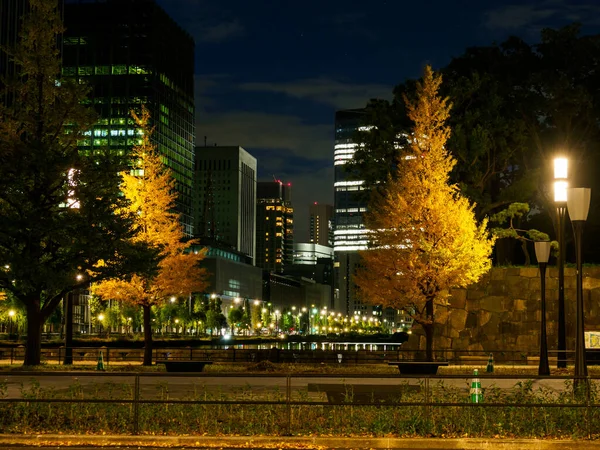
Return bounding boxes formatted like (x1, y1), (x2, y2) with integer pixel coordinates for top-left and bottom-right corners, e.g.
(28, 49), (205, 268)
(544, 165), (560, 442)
(1, 434), (599, 449)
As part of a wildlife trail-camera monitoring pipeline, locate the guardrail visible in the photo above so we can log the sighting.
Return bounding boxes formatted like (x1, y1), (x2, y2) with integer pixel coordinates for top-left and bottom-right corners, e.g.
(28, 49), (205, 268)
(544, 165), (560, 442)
(0, 372), (598, 438)
(0, 346), (593, 366)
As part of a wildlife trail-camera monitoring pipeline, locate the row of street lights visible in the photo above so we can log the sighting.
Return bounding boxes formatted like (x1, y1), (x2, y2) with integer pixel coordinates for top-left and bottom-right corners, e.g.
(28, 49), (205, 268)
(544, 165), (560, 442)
(536, 157), (591, 384)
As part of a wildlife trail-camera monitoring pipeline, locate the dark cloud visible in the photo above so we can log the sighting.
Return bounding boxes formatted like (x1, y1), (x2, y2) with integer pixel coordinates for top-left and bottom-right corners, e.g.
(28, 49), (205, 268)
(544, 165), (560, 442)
(484, 1), (600, 32)
(197, 111), (332, 160)
(238, 78), (392, 109)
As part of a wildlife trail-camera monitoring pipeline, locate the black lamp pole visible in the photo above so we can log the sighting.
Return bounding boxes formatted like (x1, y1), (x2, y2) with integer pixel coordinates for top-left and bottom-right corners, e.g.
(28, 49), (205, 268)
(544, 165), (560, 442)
(556, 206), (567, 368)
(535, 241), (551, 376)
(567, 187), (591, 391)
(554, 157), (568, 369)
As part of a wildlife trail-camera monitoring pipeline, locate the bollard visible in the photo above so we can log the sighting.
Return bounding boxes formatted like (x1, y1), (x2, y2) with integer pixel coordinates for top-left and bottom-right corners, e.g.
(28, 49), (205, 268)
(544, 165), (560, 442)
(96, 351), (105, 371)
(486, 353), (494, 373)
(470, 369), (483, 403)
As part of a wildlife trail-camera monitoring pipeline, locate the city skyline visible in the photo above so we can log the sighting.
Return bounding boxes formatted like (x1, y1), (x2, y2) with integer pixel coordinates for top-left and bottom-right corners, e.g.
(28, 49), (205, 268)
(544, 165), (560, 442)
(155, 0), (600, 240)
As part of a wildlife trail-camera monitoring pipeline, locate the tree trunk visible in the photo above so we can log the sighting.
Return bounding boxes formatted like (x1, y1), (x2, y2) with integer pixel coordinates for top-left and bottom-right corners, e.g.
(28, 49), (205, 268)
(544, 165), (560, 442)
(424, 297), (435, 362)
(142, 304), (153, 366)
(24, 299), (43, 366)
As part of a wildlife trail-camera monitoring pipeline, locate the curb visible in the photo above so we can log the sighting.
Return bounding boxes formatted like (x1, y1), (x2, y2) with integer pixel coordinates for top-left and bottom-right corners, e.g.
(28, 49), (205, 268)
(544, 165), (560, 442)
(0, 435), (599, 449)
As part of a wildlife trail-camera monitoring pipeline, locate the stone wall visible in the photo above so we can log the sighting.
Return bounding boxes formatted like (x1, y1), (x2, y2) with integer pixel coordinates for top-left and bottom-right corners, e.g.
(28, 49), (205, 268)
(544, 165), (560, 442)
(403, 266), (600, 356)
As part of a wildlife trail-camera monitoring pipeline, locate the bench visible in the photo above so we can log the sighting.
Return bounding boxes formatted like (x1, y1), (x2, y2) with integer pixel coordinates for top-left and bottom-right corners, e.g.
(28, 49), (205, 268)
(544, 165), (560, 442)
(388, 361), (449, 375)
(157, 360), (213, 372)
(308, 383), (421, 404)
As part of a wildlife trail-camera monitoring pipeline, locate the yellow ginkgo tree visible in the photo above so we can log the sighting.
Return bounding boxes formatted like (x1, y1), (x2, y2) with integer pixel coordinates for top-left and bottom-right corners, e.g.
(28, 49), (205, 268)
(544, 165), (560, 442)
(93, 106), (208, 365)
(354, 66), (495, 361)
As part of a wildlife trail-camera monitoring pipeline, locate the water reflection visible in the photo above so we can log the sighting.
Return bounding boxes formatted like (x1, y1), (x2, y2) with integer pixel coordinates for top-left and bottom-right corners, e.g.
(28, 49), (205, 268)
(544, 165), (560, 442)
(216, 342), (403, 351)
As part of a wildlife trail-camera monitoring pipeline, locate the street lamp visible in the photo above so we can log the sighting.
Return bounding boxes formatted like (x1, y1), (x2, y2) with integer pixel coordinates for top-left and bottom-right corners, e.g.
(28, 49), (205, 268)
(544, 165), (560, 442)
(97, 313), (105, 336)
(554, 157), (568, 368)
(535, 241), (551, 376)
(8, 309), (15, 336)
(567, 187), (591, 389)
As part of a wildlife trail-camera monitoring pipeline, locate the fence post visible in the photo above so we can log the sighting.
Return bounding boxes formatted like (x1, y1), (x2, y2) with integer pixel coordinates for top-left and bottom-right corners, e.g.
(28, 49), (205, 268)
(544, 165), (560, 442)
(286, 373), (292, 436)
(133, 374), (140, 435)
(586, 376), (591, 439)
(425, 376), (431, 433)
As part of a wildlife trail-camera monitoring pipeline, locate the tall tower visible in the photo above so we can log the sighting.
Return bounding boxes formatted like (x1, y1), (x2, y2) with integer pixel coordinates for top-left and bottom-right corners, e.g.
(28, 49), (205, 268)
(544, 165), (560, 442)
(333, 109), (373, 317)
(194, 146), (257, 264)
(62, 0), (195, 235)
(256, 181), (294, 273)
(309, 202), (333, 247)
(0, 0), (27, 82)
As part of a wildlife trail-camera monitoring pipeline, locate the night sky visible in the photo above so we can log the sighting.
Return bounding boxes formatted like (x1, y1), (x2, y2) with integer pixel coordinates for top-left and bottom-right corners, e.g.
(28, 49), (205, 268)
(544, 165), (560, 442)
(155, 0), (600, 241)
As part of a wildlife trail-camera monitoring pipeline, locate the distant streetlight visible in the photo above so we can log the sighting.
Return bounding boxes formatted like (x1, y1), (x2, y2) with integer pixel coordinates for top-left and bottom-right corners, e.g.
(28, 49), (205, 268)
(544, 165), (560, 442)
(567, 187), (592, 390)
(554, 157), (568, 369)
(170, 296), (176, 303)
(8, 309), (15, 336)
(97, 313), (105, 335)
(535, 241), (551, 376)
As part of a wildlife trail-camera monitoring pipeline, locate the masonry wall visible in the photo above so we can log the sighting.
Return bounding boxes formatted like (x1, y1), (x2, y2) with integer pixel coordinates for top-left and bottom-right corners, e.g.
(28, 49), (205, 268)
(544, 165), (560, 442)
(403, 267), (600, 357)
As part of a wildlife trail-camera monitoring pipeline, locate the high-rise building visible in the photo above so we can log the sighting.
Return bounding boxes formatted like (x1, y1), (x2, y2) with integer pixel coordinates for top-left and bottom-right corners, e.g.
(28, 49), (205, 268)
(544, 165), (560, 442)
(62, 0), (195, 235)
(309, 202), (333, 247)
(0, 0), (27, 82)
(256, 181), (294, 273)
(194, 146), (257, 264)
(333, 109), (370, 317)
(333, 109), (401, 328)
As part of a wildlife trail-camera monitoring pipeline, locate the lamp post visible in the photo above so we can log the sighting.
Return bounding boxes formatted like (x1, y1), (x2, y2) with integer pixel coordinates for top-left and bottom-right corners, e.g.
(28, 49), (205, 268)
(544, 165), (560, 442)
(567, 187), (591, 389)
(97, 314), (105, 336)
(554, 157), (568, 368)
(535, 241), (551, 376)
(8, 309), (15, 336)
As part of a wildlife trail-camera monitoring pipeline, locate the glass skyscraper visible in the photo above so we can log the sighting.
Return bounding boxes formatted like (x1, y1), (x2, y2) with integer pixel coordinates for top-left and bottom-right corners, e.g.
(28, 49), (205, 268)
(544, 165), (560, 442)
(63, 0), (195, 235)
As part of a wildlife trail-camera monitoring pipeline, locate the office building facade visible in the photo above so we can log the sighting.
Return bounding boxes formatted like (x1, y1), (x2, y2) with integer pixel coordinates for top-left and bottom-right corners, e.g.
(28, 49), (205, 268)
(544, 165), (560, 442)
(63, 0), (195, 235)
(309, 202), (333, 247)
(194, 146), (257, 264)
(256, 181), (294, 273)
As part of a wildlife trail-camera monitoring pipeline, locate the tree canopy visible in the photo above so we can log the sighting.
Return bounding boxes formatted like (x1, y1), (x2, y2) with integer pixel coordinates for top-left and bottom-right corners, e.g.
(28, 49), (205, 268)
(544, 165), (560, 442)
(92, 107), (208, 365)
(345, 25), (600, 263)
(354, 66), (495, 361)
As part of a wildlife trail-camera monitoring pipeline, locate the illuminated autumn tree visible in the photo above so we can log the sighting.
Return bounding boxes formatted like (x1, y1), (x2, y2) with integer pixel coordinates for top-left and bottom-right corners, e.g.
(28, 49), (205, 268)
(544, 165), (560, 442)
(93, 106), (208, 365)
(354, 66), (495, 361)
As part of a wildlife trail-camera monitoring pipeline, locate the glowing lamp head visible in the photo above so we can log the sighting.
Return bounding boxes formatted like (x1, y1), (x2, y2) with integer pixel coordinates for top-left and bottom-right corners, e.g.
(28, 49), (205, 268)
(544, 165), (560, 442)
(554, 180), (568, 203)
(554, 157), (568, 180)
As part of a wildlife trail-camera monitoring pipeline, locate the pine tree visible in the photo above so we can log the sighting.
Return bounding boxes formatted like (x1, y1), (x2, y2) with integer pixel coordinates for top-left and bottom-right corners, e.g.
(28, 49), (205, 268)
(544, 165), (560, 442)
(0, 0), (136, 366)
(93, 107), (208, 365)
(354, 66), (495, 361)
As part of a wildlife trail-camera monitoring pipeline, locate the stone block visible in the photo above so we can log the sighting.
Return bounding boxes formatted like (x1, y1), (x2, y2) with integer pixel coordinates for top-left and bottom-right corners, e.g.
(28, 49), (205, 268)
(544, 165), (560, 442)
(489, 281), (507, 296)
(513, 299), (526, 311)
(491, 269), (507, 281)
(434, 306), (449, 324)
(448, 309), (468, 330)
(480, 296), (506, 313)
(467, 289), (485, 300)
(519, 267), (540, 278)
(478, 310), (492, 327)
(449, 289), (467, 308)
(583, 278), (600, 290)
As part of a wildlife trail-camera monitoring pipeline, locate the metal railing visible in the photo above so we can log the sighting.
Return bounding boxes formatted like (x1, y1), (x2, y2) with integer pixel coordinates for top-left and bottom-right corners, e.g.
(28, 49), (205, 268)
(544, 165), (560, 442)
(0, 371), (598, 438)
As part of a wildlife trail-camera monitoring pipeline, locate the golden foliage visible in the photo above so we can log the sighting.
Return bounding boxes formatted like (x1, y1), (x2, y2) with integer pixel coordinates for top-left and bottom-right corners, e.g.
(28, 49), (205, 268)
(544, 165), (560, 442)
(92, 106), (208, 307)
(354, 66), (495, 321)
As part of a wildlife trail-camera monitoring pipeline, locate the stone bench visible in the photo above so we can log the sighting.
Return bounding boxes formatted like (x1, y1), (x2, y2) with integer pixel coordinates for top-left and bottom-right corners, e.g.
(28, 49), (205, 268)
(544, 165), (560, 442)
(388, 361), (449, 375)
(308, 383), (420, 404)
(157, 360), (213, 372)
